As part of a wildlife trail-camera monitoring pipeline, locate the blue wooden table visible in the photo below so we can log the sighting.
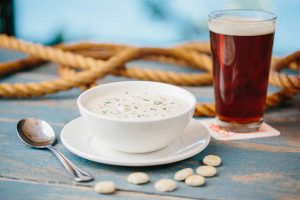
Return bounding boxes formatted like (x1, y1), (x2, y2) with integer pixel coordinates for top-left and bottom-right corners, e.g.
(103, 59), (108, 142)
(1, 49), (300, 200)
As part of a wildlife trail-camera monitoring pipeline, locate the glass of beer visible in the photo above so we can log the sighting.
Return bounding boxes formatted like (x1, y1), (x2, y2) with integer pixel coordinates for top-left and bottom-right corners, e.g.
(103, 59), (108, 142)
(208, 10), (276, 132)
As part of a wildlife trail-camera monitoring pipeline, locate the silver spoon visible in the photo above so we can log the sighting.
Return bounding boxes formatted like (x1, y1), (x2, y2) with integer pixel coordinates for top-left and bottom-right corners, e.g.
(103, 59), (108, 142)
(16, 118), (93, 182)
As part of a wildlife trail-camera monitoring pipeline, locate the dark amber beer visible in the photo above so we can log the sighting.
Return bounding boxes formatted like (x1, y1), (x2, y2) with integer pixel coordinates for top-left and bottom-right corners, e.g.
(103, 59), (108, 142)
(209, 10), (276, 132)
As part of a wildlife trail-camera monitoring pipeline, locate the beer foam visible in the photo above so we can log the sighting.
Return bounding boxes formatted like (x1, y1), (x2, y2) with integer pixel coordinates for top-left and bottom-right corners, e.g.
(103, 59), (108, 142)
(208, 16), (275, 36)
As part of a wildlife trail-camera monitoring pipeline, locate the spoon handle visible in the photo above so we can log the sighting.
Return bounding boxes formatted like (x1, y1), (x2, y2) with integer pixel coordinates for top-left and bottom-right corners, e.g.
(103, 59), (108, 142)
(47, 145), (93, 182)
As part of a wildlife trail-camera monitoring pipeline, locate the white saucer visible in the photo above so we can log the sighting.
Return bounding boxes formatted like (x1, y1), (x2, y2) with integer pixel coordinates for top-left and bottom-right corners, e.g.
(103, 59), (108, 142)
(61, 117), (210, 167)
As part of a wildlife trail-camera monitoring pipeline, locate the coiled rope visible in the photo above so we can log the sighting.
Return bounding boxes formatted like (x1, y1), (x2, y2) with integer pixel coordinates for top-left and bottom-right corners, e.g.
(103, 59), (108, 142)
(0, 34), (299, 116)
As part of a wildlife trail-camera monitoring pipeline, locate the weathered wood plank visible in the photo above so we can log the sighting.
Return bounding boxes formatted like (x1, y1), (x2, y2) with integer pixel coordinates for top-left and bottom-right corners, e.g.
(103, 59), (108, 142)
(0, 179), (193, 200)
(1, 119), (300, 200)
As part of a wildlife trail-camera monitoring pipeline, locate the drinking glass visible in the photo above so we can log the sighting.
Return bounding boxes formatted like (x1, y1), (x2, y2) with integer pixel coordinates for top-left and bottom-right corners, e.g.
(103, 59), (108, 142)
(208, 9), (276, 132)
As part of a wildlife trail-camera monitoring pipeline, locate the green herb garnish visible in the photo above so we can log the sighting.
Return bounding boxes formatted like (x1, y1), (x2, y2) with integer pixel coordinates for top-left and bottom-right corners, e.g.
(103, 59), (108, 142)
(154, 101), (162, 105)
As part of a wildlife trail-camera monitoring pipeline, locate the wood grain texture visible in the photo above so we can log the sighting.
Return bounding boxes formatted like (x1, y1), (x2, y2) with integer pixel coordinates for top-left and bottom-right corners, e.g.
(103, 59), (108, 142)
(1, 50), (300, 200)
(0, 179), (192, 200)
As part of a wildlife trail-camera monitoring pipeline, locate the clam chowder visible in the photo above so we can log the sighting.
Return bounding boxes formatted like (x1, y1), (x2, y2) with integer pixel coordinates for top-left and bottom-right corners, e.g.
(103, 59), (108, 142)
(84, 91), (189, 120)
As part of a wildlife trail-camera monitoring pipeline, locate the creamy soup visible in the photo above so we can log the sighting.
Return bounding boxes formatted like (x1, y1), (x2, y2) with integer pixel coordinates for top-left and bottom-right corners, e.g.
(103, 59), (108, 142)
(84, 91), (189, 120)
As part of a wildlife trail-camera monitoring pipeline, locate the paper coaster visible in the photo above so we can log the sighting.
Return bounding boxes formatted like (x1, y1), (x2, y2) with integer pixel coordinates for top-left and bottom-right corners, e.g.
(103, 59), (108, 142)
(199, 118), (280, 140)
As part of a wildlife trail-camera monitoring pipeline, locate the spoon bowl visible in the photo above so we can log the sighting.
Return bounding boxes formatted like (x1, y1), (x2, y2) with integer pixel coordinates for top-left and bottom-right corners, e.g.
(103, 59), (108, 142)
(17, 118), (55, 148)
(16, 118), (93, 182)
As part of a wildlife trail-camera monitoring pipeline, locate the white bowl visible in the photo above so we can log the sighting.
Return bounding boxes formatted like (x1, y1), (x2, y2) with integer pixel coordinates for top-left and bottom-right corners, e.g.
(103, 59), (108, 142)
(77, 81), (196, 153)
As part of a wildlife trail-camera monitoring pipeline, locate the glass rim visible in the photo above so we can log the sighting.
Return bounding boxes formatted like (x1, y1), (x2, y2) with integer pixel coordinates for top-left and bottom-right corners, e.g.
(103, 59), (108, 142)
(208, 9), (277, 22)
